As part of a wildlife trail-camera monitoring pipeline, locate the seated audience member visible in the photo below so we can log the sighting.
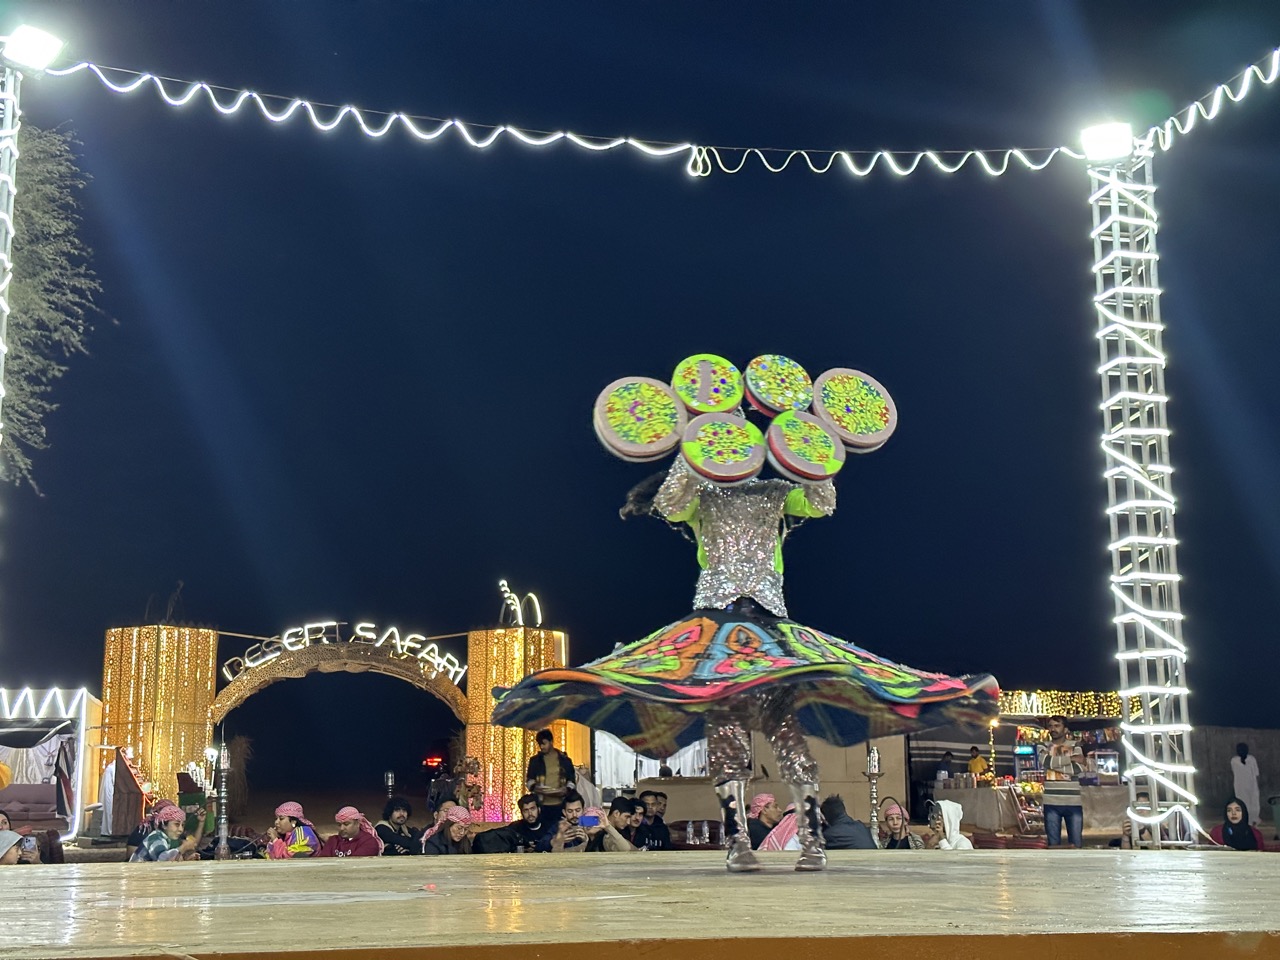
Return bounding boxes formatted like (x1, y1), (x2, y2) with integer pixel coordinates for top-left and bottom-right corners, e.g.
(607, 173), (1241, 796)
(376, 797), (422, 856)
(125, 798), (182, 861)
(658, 763), (674, 778)
(423, 806), (473, 855)
(511, 794), (554, 852)
(550, 791), (590, 852)
(0, 830), (22, 865)
(761, 803), (801, 851)
(0, 811), (41, 864)
(646, 791), (672, 850)
(747, 793), (782, 850)
(317, 806), (382, 858)
(432, 800), (458, 827)
(470, 795), (553, 854)
(266, 802), (321, 859)
(1210, 797), (1265, 851)
(130, 805), (197, 862)
(632, 791), (656, 848)
(586, 798), (637, 852)
(925, 799), (973, 850)
(879, 800), (923, 850)
(819, 795), (876, 850)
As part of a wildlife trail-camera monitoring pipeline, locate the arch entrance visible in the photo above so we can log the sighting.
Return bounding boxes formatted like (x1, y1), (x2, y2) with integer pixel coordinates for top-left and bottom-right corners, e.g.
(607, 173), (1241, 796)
(210, 642), (468, 726)
(98, 606), (584, 821)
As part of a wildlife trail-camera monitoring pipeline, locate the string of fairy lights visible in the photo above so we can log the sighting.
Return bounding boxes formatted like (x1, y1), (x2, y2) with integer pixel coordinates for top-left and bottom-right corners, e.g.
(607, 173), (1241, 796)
(43, 44), (1279, 178)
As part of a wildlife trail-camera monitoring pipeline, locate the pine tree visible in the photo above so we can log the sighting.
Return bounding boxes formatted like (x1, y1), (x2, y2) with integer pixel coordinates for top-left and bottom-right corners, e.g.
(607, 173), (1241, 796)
(0, 123), (100, 490)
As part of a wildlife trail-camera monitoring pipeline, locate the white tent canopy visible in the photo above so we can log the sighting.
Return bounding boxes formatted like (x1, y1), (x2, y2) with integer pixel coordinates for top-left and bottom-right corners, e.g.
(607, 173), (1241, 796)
(593, 731), (708, 789)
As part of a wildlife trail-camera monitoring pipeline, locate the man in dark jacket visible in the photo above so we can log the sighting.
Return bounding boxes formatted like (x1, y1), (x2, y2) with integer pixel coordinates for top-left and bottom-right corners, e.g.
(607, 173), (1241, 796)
(511, 794), (554, 852)
(640, 791), (672, 850)
(819, 795), (877, 850)
(525, 729), (576, 825)
(375, 797), (422, 855)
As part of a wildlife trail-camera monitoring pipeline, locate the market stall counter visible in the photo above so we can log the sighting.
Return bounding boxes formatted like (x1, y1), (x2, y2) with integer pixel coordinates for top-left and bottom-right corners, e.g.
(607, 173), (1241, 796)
(942, 783), (1129, 833)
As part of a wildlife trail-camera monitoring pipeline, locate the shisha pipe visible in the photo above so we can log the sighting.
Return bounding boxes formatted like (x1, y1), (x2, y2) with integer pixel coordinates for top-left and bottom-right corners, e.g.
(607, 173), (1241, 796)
(214, 736), (231, 861)
(865, 745), (882, 848)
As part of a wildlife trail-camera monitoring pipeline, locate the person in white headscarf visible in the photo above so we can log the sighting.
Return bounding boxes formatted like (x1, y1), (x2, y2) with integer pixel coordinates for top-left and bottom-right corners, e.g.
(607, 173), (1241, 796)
(0, 830), (24, 865)
(927, 799), (973, 850)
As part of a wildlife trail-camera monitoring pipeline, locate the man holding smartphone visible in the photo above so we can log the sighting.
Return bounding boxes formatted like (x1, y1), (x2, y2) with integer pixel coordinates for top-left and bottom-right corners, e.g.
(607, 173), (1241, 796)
(586, 798), (638, 852)
(549, 792), (589, 851)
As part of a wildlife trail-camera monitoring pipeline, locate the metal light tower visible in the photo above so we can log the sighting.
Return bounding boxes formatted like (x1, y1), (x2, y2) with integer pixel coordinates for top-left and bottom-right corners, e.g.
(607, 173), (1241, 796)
(0, 26), (64, 449)
(1083, 122), (1200, 846)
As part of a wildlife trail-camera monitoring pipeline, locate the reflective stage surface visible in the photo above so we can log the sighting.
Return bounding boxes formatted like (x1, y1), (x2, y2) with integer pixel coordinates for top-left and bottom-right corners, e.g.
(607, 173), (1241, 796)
(3, 850), (1279, 959)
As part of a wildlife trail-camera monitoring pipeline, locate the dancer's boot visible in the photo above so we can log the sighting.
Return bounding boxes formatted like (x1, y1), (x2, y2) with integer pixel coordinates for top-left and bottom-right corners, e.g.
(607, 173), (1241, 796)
(716, 780), (760, 873)
(790, 782), (826, 872)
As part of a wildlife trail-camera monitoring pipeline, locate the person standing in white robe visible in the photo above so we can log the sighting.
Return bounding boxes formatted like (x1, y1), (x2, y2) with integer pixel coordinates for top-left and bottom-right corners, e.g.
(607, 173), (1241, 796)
(1231, 743), (1262, 826)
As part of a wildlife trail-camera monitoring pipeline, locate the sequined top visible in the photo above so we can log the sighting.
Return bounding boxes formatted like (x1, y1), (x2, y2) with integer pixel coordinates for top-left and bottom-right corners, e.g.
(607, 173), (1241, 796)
(652, 462), (835, 618)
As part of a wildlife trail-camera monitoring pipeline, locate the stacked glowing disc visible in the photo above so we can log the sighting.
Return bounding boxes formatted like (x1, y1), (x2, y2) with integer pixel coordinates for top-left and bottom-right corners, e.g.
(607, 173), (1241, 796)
(672, 354), (743, 414)
(766, 410), (846, 482)
(593, 376), (687, 462)
(594, 353), (895, 484)
(681, 413), (765, 483)
(811, 368), (897, 453)
(745, 355), (813, 415)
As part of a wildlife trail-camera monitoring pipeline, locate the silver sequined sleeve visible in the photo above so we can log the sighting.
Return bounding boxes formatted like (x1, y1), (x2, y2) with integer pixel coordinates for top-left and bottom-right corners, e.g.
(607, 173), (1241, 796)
(801, 479), (836, 517)
(653, 459), (699, 520)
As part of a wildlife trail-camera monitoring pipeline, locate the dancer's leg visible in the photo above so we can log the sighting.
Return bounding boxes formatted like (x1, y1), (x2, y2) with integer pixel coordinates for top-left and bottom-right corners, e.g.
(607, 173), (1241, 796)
(759, 690), (825, 872)
(706, 701), (759, 873)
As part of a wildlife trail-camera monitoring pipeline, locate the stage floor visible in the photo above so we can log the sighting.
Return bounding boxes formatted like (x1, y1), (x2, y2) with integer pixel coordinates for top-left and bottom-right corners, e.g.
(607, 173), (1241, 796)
(3, 850), (1280, 960)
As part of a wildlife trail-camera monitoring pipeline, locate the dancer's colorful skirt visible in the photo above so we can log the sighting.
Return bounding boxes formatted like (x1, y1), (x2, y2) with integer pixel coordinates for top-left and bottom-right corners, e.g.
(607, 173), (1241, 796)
(492, 606), (1000, 757)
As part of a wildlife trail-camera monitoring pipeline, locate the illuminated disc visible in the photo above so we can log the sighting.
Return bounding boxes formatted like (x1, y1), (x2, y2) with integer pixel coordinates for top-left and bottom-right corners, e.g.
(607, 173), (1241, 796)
(812, 368), (897, 451)
(766, 410), (845, 482)
(593, 377), (687, 462)
(671, 354), (744, 414)
(680, 413), (765, 483)
(744, 355), (813, 416)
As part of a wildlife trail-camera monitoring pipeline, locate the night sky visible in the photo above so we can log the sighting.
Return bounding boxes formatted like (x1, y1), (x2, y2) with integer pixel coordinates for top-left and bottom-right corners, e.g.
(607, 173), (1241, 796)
(0, 2), (1277, 789)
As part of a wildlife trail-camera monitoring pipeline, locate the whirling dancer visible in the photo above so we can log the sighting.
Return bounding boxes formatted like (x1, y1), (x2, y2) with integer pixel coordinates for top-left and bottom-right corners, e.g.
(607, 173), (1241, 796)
(493, 354), (1000, 872)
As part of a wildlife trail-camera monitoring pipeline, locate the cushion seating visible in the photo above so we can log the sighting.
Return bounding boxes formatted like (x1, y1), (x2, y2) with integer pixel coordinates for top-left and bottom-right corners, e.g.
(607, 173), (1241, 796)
(0, 782), (66, 832)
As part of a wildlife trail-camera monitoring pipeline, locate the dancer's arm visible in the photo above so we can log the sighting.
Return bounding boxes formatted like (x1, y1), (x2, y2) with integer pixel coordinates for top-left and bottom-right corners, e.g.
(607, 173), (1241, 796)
(783, 480), (835, 518)
(652, 460), (700, 522)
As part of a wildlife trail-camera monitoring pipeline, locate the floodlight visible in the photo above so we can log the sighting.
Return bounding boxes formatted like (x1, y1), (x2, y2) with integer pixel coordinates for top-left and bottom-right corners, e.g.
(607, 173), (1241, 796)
(1080, 122), (1134, 163)
(2, 25), (65, 72)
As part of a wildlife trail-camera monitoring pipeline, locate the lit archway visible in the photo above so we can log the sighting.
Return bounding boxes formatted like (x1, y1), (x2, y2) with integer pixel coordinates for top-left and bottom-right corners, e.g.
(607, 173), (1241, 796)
(100, 612), (582, 822)
(210, 642), (467, 726)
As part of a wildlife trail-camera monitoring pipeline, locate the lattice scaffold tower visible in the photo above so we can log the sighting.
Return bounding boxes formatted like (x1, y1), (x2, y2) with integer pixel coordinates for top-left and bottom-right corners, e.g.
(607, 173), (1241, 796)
(1088, 140), (1199, 846)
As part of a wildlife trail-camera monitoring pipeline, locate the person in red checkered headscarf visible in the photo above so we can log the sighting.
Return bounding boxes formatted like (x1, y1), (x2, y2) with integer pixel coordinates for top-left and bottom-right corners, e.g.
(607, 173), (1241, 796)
(317, 806), (381, 858)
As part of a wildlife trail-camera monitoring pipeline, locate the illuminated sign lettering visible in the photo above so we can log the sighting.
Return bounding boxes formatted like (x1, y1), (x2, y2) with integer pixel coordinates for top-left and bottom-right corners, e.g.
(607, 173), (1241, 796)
(221, 620), (466, 686)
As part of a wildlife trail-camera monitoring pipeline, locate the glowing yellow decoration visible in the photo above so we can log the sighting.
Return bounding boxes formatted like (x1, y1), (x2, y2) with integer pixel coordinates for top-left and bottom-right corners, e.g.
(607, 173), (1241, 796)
(101, 626), (218, 798)
(998, 689), (1137, 720)
(466, 627), (583, 821)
